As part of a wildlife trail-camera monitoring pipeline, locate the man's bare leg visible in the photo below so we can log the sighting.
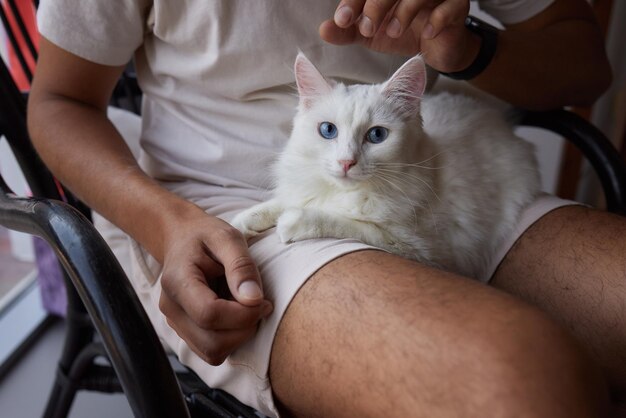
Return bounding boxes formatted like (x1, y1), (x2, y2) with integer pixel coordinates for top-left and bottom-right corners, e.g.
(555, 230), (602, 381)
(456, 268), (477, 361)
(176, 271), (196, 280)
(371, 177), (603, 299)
(269, 250), (610, 417)
(492, 206), (626, 412)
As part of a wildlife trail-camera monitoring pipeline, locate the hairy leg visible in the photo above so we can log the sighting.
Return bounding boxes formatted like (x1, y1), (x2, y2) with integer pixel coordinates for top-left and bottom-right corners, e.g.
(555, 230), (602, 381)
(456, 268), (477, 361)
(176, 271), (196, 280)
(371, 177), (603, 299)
(269, 250), (610, 418)
(492, 206), (626, 409)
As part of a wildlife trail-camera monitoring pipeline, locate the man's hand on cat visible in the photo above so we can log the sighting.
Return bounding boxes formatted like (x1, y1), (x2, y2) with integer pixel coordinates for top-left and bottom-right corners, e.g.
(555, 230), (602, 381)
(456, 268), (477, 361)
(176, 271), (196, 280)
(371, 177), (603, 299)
(319, 0), (481, 73)
(158, 211), (273, 365)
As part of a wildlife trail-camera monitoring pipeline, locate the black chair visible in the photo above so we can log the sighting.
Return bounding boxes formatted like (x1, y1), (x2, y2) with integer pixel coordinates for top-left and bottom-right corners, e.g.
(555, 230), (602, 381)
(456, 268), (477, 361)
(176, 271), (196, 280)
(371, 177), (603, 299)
(1, 2), (625, 417)
(518, 109), (626, 215)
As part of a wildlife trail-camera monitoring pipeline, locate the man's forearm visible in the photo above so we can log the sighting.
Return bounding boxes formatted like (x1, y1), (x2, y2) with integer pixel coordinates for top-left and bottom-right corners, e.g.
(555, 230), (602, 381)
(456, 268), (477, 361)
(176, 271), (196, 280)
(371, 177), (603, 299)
(471, 19), (611, 110)
(28, 94), (202, 263)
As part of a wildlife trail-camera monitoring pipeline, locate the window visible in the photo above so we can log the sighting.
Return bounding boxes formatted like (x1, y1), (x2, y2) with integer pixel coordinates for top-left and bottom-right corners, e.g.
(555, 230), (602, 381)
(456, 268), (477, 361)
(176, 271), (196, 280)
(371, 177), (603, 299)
(0, 139), (48, 377)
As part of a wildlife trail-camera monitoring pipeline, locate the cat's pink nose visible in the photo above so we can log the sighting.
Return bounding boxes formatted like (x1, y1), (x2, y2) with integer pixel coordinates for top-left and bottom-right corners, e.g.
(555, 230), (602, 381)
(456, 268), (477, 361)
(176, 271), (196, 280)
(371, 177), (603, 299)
(338, 159), (357, 174)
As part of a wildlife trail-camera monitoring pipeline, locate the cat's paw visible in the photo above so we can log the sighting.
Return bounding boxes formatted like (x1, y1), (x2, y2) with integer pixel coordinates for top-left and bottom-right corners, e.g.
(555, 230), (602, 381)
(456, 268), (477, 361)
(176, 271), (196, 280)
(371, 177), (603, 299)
(276, 208), (309, 243)
(230, 213), (260, 240)
(230, 209), (274, 240)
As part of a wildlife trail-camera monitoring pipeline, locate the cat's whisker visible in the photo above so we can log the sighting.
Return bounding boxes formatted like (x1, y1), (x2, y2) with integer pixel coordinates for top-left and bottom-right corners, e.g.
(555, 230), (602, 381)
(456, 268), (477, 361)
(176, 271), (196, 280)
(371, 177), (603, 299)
(371, 145), (459, 170)
(374, 168), (442, 204)
(413, 148), (451, 167)
(378, 176), (420, 211)
(373, 175), (420, 229)
(373, 162), (448, 170)
(374, 170), (427, 200)
(375, 171), (439, 232)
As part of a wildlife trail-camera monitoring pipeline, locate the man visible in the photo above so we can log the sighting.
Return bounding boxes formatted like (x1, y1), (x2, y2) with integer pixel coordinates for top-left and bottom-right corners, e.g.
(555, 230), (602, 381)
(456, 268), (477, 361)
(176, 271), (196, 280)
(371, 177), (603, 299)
(29, 0), (624, 416)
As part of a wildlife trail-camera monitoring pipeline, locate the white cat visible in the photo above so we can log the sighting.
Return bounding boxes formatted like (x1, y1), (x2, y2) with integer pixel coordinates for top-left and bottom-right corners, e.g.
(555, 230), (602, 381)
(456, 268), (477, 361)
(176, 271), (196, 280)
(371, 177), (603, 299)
(231, 53), (540, 279)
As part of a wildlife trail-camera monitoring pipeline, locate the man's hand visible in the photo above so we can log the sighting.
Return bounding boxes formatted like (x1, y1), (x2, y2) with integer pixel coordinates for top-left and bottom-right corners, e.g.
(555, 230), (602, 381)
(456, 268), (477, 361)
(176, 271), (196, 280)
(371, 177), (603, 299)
(158, 209), (273, 366)
(319, 0), (480, 72)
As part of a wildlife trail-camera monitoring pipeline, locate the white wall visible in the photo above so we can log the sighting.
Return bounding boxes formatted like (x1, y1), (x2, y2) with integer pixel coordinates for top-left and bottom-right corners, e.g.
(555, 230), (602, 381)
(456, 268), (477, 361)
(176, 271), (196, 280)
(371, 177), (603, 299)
(579, 1), (626, 206)
(1, 25), (34, 261)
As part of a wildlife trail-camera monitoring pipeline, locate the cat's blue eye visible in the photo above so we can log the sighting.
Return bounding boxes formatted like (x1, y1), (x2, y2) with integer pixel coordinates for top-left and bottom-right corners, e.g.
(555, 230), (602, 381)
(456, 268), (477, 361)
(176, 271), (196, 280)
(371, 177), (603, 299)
(318, 122), (338, 140)
(366, 126), (388, 144)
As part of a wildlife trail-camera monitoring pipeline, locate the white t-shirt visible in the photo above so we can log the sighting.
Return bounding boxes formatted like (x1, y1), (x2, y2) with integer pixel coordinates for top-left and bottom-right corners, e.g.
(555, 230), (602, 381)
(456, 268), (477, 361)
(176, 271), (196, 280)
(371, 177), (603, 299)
(37, 0), (554, 193)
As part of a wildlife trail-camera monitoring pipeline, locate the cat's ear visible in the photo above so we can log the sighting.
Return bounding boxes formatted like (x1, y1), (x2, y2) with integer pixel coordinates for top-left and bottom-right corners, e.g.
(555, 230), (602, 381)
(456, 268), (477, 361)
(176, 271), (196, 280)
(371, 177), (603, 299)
(382, 55), (427, 117)
(295, 53), (333, 108)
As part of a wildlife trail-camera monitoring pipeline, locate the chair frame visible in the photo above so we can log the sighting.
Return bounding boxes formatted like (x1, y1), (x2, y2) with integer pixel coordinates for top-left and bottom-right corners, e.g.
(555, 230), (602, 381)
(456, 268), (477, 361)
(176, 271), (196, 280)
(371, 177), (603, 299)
(520, 109), (626, 214)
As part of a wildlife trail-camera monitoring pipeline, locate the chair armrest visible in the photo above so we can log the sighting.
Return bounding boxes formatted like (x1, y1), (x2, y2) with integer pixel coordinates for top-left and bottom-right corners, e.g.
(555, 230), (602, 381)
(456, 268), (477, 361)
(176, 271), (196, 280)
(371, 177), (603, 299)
(0, 192), (190, 417)
(518, 109), (626, 215)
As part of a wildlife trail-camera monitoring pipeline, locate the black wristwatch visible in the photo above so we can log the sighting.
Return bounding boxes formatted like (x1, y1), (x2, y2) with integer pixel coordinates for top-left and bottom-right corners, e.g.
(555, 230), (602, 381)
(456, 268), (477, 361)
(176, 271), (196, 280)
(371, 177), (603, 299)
(439, 15), (499, 81)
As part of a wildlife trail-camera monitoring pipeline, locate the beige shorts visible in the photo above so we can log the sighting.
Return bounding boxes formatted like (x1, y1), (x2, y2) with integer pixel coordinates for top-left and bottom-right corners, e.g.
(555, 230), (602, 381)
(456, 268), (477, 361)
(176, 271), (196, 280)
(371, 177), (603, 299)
(95, 189), (578, 418)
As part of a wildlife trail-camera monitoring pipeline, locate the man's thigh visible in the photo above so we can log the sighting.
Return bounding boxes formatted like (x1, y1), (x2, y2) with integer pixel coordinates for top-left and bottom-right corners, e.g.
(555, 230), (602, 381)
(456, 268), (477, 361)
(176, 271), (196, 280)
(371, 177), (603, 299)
(492, 205), (626, 399)
(269, 250), (608, 418)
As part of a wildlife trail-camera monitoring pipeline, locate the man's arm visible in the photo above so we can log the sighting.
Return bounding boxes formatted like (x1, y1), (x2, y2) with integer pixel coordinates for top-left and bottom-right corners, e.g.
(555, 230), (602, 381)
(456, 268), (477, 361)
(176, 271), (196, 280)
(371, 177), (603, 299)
(28, 38), (273, 365)
(320, 0), (612, 110)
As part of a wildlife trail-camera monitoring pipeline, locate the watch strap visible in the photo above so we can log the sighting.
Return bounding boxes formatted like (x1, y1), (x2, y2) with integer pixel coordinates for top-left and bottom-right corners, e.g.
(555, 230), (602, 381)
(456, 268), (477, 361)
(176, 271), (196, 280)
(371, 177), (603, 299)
(439, 16), (498, 81)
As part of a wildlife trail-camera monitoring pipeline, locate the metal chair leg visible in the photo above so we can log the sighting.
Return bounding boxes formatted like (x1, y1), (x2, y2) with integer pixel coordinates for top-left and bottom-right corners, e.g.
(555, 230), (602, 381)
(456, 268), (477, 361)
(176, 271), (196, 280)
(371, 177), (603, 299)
(43, 284), (95, 418)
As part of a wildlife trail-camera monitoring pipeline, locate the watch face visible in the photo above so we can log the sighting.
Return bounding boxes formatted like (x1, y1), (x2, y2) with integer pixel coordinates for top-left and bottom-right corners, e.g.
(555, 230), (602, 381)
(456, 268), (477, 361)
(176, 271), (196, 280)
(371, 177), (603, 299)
(465, 16), (498, 34)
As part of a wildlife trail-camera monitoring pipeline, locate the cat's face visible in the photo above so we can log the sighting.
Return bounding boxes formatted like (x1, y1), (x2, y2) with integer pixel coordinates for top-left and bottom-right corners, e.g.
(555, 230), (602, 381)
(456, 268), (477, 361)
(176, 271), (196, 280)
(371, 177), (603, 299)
(290, 53), (427, 188)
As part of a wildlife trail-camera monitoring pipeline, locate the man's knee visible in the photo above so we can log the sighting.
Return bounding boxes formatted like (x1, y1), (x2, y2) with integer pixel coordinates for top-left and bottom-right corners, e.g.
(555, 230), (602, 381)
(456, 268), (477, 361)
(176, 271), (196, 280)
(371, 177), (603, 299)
(456, 307), (610, 418)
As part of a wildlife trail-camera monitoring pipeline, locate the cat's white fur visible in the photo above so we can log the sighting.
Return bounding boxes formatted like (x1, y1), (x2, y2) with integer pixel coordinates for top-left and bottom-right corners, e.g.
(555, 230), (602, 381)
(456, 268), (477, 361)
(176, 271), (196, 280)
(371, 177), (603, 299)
(231, 53), (540, 278)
